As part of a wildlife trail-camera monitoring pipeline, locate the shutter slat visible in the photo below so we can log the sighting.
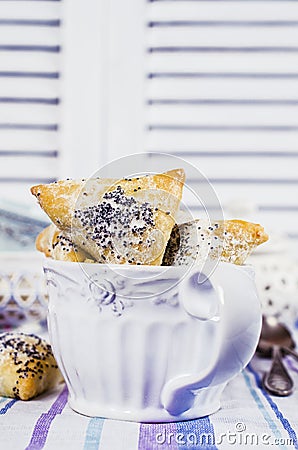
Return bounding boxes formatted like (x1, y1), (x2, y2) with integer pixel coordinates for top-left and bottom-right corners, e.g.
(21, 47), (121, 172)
(183, 184), (298, 213)
(0, 52), (59, 71)
(0, 78), (58, 100)
(147, 78), (298, 99)
(146, 153), (298, 178)
(147, 105), (298, 126)
(148, 2), (298, 21)
(0, 2), (60, 19)
(146, 130), (298, 150)
(1, 155), (58, 178)
(147, 53), (298, 73)
(0, 102), (58, 123)
(0, 129), (58, 150)
(148, 27), (298, 47)
(0, 26), (60, 45)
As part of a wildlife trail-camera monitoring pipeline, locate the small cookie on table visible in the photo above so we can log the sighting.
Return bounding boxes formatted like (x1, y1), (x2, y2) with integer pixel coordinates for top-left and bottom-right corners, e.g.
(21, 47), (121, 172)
(0, 333), (63, 400)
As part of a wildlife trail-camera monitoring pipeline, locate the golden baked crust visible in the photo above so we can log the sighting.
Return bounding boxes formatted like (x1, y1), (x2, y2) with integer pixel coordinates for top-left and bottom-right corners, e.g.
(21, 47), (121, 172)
(36, 224), (95, 262)
(163, 219), (269, 266)
(36, 224), (54, 257)
(31, 178), (116, 231)
(0, 333), (63, 400)
(32, 169), (185, 265)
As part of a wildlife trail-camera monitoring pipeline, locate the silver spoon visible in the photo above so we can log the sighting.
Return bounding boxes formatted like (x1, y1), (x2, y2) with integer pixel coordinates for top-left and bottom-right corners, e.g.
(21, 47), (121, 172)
(257, 316), (297, 396)
(258, 316), (298, 360)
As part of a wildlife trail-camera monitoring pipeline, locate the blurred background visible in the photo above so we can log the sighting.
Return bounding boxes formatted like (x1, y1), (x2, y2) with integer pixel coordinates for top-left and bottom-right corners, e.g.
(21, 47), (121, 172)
(0, 0), (298, 252)
(0, 0), (297, 326)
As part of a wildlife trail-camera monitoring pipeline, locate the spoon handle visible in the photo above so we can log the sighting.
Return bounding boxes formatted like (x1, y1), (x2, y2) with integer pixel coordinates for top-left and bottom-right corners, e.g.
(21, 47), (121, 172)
(263, 346), (294, 397)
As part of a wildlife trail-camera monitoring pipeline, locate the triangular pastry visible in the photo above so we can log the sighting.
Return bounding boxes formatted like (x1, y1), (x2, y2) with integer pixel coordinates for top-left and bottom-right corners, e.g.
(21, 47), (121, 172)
(31, 177), (118, 231)
(36, 224), (95, 262)
(31, 169), (185, 265)
(0, 332), (63, 400)
(163, 219), (268, 266)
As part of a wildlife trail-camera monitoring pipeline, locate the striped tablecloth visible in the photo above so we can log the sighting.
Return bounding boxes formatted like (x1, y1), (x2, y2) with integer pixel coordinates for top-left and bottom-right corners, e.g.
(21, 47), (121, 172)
(1, 327), (298, 450)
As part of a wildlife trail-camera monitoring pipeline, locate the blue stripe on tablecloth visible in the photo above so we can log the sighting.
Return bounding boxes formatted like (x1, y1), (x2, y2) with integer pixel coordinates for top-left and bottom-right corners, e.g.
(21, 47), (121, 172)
(176, 417), (218, 450)
(138, 422), (178, 450)
(0, 399), (17, 414)
(25, 386), (68, 450)
(83, 417), (105, 450)
(247, 364), (298, 450)
(242, 369), (284, 448)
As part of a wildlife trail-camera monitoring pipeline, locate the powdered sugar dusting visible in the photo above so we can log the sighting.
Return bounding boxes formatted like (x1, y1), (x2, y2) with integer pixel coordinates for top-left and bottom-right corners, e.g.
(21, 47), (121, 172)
(73, 186), (163, 264)
(163, 219), (266, 267)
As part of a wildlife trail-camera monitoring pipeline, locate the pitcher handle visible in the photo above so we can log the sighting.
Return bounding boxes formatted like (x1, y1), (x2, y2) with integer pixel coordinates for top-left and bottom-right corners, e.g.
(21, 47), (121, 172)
(161, 269), (224, 416)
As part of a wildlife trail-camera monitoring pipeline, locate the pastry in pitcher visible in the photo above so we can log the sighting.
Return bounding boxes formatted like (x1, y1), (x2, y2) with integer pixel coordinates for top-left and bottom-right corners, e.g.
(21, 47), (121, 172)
(36, 224), (95, 262)
(31, 169), (185, 265)
(163, 219), (269, 266)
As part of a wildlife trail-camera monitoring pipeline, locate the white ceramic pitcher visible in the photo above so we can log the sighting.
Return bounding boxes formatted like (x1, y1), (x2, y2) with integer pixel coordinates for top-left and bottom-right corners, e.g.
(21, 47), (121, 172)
(45, 259), (261, 422)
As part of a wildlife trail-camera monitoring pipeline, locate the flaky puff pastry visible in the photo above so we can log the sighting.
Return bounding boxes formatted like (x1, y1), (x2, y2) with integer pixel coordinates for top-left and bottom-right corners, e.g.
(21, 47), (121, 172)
(163, 219), (269, 266)
(36, 224), (95, 262)
(0, 333), (63, 400)
(31, 169), (185, 265)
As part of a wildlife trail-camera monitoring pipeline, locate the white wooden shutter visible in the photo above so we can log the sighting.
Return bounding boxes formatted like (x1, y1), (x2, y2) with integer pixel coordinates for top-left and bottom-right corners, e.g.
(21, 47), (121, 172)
(0, 0), (61, 213)
(62, 0), (298, 248)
